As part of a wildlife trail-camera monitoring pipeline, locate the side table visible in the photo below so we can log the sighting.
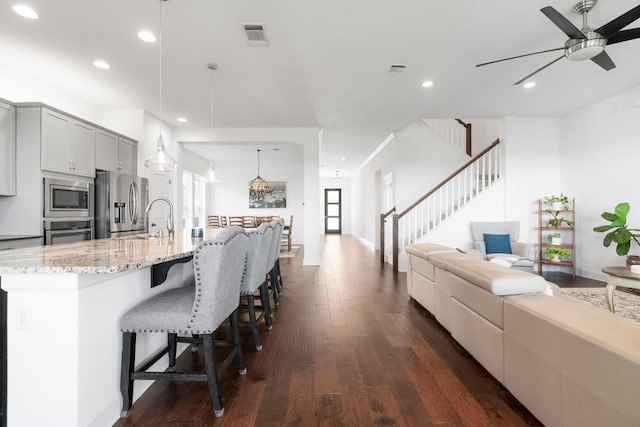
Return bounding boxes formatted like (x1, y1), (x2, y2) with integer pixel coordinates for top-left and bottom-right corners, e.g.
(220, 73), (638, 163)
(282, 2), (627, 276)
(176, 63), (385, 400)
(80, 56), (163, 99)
(602, 266), (640, 313)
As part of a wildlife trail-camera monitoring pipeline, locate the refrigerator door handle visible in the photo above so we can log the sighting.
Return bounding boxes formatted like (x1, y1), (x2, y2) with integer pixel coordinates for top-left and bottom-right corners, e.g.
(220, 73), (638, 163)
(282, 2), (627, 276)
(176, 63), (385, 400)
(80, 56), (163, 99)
(128, 181), (135, 224)
(132, 181), (139, 225)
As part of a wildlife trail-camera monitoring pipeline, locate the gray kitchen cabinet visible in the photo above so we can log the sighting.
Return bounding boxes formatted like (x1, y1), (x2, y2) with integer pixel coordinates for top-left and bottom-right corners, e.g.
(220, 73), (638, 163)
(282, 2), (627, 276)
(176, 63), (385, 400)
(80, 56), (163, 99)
(95, 129), (136, 175)
(41, 108), (95, 178)
(0, 101), (16, 196)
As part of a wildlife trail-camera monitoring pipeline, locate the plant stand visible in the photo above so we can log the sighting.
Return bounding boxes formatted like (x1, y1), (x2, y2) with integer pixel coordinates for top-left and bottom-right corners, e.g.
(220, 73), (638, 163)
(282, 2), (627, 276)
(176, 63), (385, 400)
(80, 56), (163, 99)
(538, 198), (576, 278)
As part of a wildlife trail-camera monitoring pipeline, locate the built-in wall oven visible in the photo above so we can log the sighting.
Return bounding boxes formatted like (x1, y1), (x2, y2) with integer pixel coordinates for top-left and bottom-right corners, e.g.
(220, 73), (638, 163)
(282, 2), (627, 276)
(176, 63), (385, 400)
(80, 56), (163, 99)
(43, 177), (94, 245)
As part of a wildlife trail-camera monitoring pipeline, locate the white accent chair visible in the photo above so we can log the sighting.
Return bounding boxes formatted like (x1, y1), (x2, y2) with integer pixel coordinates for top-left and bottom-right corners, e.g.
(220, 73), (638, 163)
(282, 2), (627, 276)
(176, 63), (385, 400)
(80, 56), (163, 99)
(470, 221), (534, 272)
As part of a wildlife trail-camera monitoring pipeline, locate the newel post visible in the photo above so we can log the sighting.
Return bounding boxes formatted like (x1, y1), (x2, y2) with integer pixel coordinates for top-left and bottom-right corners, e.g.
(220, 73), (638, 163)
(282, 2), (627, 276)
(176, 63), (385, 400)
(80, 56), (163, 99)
(392, 213), (399, 273)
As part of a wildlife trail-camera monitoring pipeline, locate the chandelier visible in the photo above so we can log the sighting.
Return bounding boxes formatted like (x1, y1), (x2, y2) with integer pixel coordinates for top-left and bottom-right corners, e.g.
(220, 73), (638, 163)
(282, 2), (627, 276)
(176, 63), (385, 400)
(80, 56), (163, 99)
(248, 149), (269, 199)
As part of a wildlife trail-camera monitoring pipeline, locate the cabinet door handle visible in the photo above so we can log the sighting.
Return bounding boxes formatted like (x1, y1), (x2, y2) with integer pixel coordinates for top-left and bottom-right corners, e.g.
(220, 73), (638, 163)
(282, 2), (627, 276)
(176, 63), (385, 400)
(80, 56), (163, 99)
(68, 159), (73, 169)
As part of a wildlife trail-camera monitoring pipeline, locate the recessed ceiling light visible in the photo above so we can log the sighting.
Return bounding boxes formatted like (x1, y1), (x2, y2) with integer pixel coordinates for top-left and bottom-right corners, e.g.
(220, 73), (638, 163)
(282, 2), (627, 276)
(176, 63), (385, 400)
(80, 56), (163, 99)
(12, 4), (38, 19)
(177, 117), (187, 123)
(93, 60), (111, 70)
(341, 157), (347, 160)
(523, 81), (536, 89)
(422, 80), (434, 88)
(137, 30), (156, 43)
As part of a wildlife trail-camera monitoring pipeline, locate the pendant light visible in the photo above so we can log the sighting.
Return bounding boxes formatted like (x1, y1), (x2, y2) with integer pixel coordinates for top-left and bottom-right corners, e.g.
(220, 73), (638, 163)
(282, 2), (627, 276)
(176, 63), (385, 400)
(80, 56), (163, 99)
(248, 149), (269, 200)
(145, 0), (177, 171)
(205, 63), (220, 183)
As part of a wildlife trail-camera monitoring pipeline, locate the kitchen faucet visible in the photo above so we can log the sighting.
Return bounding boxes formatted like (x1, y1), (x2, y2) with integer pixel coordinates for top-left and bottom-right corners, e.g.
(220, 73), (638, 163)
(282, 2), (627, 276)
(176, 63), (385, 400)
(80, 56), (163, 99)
(145, 198), (174, 238)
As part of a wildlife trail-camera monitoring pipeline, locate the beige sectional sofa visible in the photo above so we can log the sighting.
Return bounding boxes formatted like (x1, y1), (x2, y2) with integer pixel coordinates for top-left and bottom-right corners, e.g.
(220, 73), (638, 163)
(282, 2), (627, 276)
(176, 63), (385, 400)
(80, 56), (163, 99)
(406, 243), (640, 427)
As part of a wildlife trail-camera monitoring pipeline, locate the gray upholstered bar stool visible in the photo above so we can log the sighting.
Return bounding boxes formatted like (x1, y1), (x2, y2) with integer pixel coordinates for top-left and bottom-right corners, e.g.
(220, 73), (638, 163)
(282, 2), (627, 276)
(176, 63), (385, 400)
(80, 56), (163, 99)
(239, 222), (274, 350)
(266, 219), (284, 306)
(119, 227), (249, 418)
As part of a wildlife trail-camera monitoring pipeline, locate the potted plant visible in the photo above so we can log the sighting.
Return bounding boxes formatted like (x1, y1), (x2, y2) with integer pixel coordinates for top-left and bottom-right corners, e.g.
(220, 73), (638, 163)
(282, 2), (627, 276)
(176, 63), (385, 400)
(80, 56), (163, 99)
(593, 202), (640, 258)
(544, 246), (570, 262)
(544, 194), (569, 210)
(547, 211), (574, 228)
(547, 232), (562, 245)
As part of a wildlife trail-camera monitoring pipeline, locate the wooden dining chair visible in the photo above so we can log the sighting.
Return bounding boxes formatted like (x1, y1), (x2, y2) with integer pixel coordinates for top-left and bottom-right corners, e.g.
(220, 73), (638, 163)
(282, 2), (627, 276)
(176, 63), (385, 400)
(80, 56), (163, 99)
(207, 215), (221, 228)
(243, 215), (256, 228)
(228, 216), (244, 227)
(256, 216), (271, 226)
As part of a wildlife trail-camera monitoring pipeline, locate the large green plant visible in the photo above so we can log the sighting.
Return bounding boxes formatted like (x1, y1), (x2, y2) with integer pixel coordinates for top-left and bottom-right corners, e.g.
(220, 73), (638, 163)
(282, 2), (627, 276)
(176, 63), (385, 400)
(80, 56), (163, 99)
(593, 202), (640, 255)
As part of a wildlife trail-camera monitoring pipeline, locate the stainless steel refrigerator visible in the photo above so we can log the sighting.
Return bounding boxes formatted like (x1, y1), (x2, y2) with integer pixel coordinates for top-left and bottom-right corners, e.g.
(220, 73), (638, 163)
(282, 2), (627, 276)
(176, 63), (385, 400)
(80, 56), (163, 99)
(95, 171), (149, 238)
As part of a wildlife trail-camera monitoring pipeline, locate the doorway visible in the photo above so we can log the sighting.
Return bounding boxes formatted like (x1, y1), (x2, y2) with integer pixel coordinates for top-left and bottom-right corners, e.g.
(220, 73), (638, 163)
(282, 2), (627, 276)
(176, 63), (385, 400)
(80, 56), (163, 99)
(324, 188), (341, 234)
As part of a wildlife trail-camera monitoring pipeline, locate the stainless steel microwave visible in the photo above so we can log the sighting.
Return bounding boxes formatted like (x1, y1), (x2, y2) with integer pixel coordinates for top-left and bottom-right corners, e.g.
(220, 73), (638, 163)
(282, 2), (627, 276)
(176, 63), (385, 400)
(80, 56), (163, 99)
(43, 177), (94, 218)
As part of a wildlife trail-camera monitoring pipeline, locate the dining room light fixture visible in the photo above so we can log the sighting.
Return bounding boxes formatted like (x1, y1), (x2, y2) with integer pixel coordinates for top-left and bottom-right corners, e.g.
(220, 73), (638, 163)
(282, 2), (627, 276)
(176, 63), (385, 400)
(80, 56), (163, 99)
(335, 170), (340, 183)
(248, 149), (269, 200)
(145, 0), (177, 172)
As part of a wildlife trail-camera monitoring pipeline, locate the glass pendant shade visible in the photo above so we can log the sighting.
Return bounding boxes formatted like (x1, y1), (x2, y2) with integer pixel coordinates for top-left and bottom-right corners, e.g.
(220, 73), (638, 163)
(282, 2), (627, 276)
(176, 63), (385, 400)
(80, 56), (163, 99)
(144, 0), (177, 171)
(206, 160), (218, 183)
(145, 135), (177, 171)
(249, 149), (269, 199)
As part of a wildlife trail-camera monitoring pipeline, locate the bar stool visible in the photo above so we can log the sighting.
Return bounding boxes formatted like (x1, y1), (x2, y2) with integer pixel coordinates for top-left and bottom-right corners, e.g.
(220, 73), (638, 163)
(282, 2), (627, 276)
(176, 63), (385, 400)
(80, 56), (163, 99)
(239, 222), (274, 350)
(119, 227), (249, 418)
(266, 219), (284, 306)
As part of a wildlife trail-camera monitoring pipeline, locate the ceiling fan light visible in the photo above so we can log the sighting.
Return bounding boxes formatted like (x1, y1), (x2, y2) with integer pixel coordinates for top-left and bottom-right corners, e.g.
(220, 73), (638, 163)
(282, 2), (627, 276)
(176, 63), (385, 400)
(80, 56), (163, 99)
(565, 33), (606, 61)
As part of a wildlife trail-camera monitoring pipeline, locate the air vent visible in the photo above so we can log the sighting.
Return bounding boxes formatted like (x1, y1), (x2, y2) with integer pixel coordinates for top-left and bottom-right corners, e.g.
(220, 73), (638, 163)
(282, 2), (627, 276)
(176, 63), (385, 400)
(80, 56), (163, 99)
(388, 64), (407, 74)
(242, 23), (269, 47)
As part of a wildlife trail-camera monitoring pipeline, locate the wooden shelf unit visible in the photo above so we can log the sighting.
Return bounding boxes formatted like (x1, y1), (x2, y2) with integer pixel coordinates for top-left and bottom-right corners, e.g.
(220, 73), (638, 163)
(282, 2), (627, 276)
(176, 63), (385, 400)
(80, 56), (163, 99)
(538, 199), (576, 278)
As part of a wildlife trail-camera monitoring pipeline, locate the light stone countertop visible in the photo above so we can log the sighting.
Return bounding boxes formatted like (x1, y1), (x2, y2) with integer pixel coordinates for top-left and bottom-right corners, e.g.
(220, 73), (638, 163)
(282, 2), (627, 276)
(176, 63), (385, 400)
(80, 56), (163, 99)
(0, 228), (225, 274)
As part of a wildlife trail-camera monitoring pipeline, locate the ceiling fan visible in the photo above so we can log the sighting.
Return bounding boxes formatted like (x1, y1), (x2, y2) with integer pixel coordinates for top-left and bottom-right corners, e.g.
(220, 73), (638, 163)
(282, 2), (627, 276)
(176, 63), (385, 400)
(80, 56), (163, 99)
(477, 0), (640, 85)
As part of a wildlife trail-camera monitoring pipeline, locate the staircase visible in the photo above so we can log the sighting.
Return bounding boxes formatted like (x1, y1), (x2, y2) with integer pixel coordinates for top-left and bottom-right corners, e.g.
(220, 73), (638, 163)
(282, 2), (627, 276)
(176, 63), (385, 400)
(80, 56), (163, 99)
(388, 139), (502, 272)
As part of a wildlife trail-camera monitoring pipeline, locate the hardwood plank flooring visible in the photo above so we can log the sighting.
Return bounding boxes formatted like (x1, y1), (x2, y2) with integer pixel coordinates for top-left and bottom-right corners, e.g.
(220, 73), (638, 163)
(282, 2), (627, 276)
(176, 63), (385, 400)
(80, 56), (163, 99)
(114, 235), (601, 426)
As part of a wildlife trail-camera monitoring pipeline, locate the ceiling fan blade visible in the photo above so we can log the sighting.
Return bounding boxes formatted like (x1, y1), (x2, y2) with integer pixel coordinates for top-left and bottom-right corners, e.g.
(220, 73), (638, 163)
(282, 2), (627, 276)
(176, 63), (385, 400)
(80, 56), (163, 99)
(513, 55), (565, 85)
(596, 5), (640, 38)
(607, 28), (640, 45)
(541, 6), (585, 39)
(590, 51), (616, 70)
(476, 47), (565, 67)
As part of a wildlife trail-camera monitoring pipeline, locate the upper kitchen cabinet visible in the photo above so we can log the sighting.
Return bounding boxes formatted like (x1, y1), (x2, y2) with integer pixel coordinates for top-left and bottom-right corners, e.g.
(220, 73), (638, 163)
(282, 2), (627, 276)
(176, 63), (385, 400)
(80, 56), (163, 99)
(41, 108), (95, 178)
(95, 129), (137, 175)
(0, 100), (16, 195)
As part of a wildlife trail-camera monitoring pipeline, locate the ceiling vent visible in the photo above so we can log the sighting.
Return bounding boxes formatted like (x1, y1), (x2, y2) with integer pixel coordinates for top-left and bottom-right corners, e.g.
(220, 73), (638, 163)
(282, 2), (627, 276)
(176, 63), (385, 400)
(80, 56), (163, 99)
(242, 24), (269, 47)
(388, 64), (407, 74)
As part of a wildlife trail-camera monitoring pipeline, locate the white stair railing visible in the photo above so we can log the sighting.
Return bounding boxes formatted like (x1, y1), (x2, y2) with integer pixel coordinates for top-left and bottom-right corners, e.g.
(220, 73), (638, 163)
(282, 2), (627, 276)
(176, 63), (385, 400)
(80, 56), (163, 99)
(391, 139), (501, 271)
(421, 118), (470, 154)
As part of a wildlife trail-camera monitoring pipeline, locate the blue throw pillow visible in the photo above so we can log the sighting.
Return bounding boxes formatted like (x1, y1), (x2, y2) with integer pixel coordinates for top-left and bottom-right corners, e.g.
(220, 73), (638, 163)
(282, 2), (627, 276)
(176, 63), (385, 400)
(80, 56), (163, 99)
(483, 233), (512, 254)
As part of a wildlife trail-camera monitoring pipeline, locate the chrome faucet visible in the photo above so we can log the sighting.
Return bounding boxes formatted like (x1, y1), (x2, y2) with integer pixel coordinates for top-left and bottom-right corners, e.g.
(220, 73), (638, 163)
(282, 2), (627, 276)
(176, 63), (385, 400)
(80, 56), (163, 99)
(145, 198), (174, 238)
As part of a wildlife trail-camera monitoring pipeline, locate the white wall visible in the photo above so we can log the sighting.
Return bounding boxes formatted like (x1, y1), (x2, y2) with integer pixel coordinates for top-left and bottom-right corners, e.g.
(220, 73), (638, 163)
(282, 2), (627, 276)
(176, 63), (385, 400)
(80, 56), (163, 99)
(205, 155), (305, 244)
(559, 85), (640, 280)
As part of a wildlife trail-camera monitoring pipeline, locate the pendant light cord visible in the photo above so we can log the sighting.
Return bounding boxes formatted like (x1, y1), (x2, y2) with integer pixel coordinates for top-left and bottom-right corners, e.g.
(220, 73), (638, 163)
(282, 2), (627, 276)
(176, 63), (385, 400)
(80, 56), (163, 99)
(158, 0), (164, 140)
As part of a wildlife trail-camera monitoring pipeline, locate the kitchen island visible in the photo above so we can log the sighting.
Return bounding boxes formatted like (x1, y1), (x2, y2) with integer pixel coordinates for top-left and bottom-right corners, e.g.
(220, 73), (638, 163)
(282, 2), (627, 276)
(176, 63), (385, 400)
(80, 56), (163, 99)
(0, 229), (223, 427)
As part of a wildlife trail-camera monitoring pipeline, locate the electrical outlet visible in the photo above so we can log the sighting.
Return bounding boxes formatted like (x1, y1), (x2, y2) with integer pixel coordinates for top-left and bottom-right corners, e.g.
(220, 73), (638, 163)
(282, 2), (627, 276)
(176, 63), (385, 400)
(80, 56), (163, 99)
(16, 306), (30, 329)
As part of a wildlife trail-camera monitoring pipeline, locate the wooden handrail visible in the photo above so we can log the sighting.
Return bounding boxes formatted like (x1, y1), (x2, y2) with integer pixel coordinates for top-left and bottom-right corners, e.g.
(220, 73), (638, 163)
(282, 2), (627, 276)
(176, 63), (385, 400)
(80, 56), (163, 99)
(397, 138), (500, 219)
(455, 119), (472, 156)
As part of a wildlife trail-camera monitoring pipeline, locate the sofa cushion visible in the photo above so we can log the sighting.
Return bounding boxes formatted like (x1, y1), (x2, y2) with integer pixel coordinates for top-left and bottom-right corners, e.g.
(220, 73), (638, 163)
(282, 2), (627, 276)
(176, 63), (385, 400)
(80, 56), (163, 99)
(405, 243), (457, 259)
(429, 251), (480, 269)
(484, 233), (512, 254)
(444, 258), (546, 296)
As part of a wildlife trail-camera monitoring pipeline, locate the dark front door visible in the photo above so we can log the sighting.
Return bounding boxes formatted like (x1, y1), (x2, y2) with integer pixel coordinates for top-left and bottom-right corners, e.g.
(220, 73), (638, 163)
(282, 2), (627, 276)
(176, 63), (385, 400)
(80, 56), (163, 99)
(324, 188), (342, 233)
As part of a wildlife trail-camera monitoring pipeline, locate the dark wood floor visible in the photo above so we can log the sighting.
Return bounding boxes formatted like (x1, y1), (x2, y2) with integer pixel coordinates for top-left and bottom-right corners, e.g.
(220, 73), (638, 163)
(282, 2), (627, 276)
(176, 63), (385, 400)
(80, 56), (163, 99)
(114, 236), (604, 426)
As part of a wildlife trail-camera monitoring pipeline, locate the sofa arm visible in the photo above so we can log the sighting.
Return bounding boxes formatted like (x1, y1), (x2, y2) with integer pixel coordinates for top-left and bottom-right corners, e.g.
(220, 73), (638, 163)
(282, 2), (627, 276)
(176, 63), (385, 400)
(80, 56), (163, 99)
(511, 242), (533, 259)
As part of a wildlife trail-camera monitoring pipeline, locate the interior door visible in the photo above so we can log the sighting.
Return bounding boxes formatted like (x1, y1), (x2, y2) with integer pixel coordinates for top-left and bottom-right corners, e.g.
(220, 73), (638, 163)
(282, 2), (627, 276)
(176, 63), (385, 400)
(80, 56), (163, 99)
(324, 188), (341, 234)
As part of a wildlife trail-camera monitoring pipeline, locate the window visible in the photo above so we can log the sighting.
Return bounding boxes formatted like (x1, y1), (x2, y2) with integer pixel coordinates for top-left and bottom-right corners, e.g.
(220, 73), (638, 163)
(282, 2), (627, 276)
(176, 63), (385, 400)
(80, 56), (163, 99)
(182, 171), (207, 228)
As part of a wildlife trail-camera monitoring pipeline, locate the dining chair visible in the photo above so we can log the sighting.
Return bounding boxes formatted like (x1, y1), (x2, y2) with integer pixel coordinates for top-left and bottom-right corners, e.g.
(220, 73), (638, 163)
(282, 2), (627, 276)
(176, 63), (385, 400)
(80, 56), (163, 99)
(207, 215), (221, 228)
(119, 227), (249, 418)
(243, 215), (256, 228)
(228, 216), (244, 227)
(281, 215), (293, 252)
(239, 222), (274, 350)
